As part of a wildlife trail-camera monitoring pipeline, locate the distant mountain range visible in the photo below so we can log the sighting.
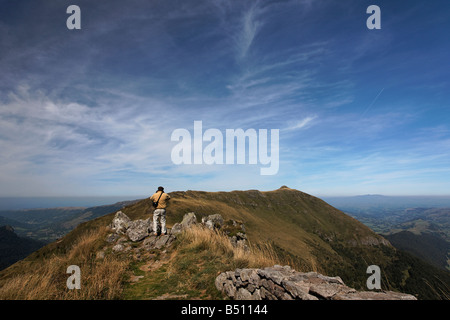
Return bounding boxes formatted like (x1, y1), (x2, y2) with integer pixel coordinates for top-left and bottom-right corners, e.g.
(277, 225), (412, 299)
(0, 196), (145, 211)
(324, 194), (450, 212)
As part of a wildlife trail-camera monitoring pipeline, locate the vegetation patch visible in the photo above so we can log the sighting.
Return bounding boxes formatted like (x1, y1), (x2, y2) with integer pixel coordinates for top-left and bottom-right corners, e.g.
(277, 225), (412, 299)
(122, 225), (297, 300)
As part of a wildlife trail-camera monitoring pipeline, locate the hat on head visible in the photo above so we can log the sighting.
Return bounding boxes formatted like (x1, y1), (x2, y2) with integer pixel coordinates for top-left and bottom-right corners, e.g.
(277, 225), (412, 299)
(157, 186), (164, 191)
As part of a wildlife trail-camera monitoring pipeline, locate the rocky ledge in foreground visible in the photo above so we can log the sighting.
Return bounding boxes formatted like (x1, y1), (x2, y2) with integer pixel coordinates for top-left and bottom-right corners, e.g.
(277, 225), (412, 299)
(216, 265), (417, 300)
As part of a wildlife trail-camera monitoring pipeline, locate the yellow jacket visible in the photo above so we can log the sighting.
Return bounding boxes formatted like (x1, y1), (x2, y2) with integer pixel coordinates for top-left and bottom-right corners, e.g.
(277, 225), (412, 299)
(150, 191), (170, 209)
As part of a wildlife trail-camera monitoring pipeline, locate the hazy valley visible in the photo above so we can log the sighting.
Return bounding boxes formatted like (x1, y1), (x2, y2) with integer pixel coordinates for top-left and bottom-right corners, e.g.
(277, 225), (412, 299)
(325, 195), (450, 271)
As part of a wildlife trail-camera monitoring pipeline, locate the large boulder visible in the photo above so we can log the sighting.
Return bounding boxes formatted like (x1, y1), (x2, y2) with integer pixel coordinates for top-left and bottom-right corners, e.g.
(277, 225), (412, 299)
(171, 212), (197, 235)
(109, 211), (132, 234)
(109, 211), (152, 242)
(126, 218), (153, 242)
(215, 265), (417, 300)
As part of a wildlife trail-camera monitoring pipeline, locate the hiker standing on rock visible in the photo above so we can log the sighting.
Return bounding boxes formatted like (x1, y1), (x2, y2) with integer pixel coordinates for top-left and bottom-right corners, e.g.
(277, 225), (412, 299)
(150, 186), (170, 236)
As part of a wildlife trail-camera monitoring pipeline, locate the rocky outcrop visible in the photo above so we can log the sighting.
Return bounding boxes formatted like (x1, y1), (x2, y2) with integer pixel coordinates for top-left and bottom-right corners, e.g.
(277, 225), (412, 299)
(215, 265), (417, 300)
(229, 232), (248, 250)
(107, 211), (247, 251)
(126, 218), (153, 242)
(347, 236), (391, 247)
(202, 214), (224, 230)
(200, 214), (249, 250)
(169, 212), (247, 248)
(171, 212), (197, 235)
(109, 211), (132, 235)
(109, 211), (153, 242)
(143, 234), (175, 250)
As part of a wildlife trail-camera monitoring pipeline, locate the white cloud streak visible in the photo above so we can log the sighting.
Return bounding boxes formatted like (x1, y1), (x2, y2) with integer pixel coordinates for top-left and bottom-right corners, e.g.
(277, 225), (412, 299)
(285, 116), (317, 131)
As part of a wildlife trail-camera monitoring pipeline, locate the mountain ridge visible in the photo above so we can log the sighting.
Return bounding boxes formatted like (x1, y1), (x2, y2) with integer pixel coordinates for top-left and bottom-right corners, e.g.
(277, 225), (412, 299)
(1, 187), (449, 300)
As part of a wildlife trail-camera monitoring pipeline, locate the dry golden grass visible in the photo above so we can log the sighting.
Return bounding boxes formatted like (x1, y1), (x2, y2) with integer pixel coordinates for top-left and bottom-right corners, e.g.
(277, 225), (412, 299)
(0, 227), (128, 300)
(179, 224), (303, 271)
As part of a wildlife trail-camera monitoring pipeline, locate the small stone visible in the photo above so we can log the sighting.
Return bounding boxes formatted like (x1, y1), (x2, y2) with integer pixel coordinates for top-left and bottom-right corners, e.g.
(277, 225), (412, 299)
(96, 251), (105, 260)
(106, 233), (120, 243)
(112, 244), (125, 252)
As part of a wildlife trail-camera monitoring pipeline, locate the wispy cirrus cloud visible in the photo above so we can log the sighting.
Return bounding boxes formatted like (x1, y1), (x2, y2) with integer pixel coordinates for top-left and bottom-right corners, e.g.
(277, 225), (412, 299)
(285, 116), (318, 131)
(0, 85), (179, 194)
(235, 2), (265, 60)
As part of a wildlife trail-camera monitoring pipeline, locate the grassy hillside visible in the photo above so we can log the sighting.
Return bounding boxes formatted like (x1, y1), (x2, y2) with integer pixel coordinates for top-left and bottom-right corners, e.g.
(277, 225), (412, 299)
(386, 231), (450, 271)
(1, 187), (449, 300)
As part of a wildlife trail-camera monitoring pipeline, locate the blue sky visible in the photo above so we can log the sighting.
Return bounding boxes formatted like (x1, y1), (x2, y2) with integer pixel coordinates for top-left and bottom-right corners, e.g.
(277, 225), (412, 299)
(0, 0), (449, 197)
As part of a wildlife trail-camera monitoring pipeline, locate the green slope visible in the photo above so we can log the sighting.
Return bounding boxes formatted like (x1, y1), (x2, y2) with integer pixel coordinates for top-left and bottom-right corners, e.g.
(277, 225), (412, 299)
(386, 231), (450, 271)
